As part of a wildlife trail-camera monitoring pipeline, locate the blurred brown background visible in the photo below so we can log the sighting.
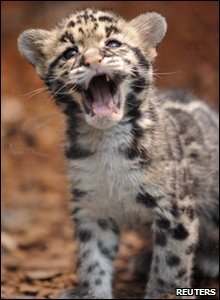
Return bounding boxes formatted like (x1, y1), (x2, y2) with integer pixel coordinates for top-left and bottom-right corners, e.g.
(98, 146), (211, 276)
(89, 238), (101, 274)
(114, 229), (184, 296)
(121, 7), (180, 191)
(1, 1), (219, 299)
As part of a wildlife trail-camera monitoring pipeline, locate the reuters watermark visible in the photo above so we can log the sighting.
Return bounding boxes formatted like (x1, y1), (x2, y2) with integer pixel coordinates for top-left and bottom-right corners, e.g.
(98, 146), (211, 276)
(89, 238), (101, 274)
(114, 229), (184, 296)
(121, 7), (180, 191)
(176, 288), (217, 297)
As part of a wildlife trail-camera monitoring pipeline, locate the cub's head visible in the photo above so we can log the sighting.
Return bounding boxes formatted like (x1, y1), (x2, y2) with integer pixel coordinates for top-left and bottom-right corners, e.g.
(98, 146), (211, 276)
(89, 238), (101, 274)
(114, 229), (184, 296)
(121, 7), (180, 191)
(18, 9), (167, 129)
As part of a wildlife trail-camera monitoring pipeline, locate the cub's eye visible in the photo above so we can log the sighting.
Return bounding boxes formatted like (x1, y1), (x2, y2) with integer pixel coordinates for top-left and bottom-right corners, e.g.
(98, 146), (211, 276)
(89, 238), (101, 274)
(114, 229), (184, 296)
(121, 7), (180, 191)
(63, 47), (78, 60)
(105, 40), (122, 48)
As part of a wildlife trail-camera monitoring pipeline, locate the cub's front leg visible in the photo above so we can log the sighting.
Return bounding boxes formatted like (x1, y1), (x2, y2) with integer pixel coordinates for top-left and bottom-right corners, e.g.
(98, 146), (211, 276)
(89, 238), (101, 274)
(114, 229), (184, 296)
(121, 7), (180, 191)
(60, 206), (120, 299)
(144, 197), (199, 299)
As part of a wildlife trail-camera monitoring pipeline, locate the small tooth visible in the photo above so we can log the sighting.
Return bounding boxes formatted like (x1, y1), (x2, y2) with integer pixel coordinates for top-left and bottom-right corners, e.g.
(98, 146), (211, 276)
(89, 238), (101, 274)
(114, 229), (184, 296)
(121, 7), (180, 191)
(106, 75), (110, 82)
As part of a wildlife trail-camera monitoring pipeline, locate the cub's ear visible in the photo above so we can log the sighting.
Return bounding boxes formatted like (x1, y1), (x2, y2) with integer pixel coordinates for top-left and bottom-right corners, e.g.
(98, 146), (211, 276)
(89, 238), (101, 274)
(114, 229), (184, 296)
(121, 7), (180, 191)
(18, 29), (51, 77)
(130, 12), (167, 60)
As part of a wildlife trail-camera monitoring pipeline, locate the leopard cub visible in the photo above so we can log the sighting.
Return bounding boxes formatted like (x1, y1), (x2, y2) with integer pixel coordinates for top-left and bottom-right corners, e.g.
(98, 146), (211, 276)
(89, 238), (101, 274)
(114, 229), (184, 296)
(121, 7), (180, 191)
(18, 8), (219, 299)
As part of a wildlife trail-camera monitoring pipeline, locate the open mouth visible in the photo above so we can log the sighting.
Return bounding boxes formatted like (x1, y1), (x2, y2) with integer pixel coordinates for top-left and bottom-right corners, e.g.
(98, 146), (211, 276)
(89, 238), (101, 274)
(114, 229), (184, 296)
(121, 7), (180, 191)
(84, 74), (120, 117)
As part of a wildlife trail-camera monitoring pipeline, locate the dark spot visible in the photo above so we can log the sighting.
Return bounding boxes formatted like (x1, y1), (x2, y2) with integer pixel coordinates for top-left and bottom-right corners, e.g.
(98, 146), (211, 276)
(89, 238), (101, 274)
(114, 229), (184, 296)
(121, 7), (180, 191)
(87, 262), (99, 273)
(60, 31), (75, 44)
(100, 270), (106, 276)
(99, 16), (114, 22)
(108, 217), (120, 234)
(65, 144), (93, 159)
(171, 224), (189, 240)
(83, 11), (90, 23)
(90, 14), (97, 22)
(190, 152), (200, 161)
(67, 20), (75, 27)
(92, 23), (99, 31)
(156, 217), (171, 229)
(105, 25), (120, 38)
(137, 191), (157, 208)
(81, 281), (89, 289)
(78, 27), (84, 34)
(98, 240), (114, 260)
(157, 278), (165, 286)
(82, 250), (91, 259)
(177, 268), (187, 278)
(171, 203), (179, 218)
(186, 206), (195, 221)
(122, 126), (149, 161)
(154, 266), (159, 273)
(126, 106), (142, 121)
(77, 229), (92, 242)
(72, 188), (87, 198)
(166, 254), (181, 266)
(72, 207), (81, 215)
(125, 93), (142, 118)
(97, 218), (109, 230)
(95, 278), (102, 285)
(155, 231), (167, 246)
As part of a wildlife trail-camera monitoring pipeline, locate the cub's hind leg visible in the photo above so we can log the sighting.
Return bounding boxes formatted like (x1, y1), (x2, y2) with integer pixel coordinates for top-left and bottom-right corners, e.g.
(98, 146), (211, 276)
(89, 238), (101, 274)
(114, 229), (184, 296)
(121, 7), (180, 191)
(144, 196), (199, 299)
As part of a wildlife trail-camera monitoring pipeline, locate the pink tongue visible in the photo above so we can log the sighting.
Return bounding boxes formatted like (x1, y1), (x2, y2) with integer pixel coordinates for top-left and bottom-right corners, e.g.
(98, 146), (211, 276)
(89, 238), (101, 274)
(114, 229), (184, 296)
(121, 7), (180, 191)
(89, 76), (114, 114)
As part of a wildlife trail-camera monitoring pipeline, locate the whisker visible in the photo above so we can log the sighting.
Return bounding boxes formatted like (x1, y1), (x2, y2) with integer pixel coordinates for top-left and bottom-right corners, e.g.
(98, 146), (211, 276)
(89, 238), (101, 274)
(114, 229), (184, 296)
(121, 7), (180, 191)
(153, 71), (181, 75)
(153, 68), (181, 78)
(20, 87), (49, 100)
(48, 80), (75, 101)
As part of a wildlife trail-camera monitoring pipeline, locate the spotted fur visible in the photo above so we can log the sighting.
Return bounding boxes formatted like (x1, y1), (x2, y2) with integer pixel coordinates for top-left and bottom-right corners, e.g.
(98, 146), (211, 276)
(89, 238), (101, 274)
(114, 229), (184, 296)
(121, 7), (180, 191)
(18, 8), (219, 299)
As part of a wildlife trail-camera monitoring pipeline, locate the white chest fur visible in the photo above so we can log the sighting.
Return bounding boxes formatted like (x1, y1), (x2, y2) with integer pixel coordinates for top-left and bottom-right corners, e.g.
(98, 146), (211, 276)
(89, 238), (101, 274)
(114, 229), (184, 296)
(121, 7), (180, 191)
(67, 123), (154, 227)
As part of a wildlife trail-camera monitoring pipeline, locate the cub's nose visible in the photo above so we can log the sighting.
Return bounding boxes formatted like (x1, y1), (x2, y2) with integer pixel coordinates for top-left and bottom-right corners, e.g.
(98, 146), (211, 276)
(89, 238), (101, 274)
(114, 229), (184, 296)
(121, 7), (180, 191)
(83, 48), (103, 69)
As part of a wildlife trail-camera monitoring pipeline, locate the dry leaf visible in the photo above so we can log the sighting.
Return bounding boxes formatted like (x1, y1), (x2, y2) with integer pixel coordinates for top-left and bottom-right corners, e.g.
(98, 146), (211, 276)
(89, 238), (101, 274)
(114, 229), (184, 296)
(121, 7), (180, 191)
(1, 231), (18, 251)
(26, 270), (61, 281)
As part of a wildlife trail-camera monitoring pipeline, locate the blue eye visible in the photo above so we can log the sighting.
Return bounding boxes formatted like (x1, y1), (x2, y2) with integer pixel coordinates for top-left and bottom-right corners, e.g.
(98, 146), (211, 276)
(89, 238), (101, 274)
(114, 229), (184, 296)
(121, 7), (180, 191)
(105, 40), (122, 48)
(63, 47), (78, 59)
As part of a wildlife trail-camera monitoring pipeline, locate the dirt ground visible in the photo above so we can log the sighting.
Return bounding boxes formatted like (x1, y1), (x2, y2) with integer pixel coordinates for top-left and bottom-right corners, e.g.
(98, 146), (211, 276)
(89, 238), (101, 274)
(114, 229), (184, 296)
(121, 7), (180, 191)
(1, 1), (219, 299)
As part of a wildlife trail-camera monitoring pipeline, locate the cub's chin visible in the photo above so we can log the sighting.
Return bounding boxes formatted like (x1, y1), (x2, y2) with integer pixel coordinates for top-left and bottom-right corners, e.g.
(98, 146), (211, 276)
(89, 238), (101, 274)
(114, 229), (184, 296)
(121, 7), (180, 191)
(84, 109), (124, 129)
